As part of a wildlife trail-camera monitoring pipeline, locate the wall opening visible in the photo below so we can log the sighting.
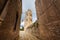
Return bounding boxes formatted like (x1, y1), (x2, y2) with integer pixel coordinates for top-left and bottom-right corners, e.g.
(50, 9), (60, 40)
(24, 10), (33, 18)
(14, 12), (18, 31)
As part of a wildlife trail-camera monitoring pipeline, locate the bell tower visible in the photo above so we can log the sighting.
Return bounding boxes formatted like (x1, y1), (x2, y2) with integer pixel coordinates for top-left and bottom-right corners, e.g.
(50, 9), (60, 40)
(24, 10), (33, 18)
(24, 9), (32, 31)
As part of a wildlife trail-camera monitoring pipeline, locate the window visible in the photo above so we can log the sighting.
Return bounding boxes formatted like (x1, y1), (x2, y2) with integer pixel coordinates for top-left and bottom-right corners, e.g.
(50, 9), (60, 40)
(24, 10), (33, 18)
(14, 12), (18, 31)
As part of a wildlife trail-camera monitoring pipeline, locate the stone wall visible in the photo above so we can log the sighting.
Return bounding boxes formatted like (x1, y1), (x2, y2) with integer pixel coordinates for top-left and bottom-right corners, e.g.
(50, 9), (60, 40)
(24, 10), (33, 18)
(36, 0), (60, 40)
(0, 0), (22, 40)
(26, 21), (40, 40)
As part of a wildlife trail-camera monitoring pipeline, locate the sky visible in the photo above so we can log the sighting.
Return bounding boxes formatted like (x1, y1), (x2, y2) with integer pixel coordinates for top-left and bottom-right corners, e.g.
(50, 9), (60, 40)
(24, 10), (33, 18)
(20, 0), (37, 27)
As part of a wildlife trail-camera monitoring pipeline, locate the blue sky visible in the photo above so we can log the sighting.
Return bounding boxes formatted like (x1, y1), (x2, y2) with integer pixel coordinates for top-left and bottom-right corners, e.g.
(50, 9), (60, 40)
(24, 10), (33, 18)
(20, 0), (37, 27)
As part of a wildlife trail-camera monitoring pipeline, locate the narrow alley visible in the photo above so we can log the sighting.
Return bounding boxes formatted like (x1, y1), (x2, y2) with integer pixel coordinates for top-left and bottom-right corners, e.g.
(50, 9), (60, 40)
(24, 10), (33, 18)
(19, 31), (40, 40)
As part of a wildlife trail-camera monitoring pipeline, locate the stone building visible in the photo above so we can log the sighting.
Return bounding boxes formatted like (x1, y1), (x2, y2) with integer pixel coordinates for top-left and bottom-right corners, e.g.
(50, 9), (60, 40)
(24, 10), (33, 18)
(26, 20), (40, 40)
(24, 9), (32, 31)
(35, 0), (60, 40)
(0, 0), (22, 40)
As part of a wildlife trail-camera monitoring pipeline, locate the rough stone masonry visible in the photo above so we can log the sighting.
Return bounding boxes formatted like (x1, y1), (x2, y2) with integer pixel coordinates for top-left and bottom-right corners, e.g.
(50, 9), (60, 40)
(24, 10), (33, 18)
(36, 0), (60, 40)
(0, 0), (22, 40)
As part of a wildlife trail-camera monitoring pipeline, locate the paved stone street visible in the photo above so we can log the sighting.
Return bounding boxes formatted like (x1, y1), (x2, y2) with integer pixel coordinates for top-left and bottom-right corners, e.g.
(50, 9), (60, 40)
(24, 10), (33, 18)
(19, 31), (40, 40)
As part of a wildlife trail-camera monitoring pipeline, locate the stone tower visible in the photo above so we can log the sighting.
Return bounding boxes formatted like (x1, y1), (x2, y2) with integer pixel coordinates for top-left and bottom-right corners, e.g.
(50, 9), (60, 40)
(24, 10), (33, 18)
(24, 9), (32, 31)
